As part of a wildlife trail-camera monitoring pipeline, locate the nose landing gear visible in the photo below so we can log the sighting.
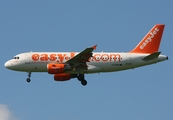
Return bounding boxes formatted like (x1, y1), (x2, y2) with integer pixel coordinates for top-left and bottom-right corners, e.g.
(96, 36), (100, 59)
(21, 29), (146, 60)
(26, 72), (31, 82)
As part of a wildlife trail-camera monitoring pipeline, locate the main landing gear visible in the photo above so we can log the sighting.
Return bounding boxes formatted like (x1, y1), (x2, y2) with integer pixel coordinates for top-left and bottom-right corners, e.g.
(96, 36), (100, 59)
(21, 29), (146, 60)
(26, 72), (31, 83)
(77, 74), (87, 86)
(25, 72), (87, 86)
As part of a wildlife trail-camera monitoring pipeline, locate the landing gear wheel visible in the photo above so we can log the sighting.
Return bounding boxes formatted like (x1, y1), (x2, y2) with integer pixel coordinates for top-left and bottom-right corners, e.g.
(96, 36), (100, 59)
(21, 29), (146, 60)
(81, 80), (87, 86)
(26, 78), (31, 82)
(26, 72), (31, 83)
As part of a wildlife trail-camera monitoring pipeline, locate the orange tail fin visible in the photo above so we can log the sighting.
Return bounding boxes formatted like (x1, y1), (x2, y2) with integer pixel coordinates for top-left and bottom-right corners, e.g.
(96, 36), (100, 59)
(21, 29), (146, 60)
(130, 24), (165, 53)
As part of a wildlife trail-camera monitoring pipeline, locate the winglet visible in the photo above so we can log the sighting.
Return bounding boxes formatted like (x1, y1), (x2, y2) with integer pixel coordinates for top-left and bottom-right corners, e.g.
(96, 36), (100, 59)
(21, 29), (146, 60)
(130, 24), (165, 53)
(92, 45), (97, 50)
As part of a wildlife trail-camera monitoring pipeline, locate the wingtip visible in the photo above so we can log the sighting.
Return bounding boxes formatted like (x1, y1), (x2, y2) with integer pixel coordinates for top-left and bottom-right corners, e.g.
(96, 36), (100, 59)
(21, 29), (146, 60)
(92, 45), (97, 50)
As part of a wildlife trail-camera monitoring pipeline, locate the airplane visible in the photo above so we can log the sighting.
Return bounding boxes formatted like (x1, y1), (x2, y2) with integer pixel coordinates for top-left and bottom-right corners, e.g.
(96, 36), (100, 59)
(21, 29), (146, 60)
(4, 24), (168, 86)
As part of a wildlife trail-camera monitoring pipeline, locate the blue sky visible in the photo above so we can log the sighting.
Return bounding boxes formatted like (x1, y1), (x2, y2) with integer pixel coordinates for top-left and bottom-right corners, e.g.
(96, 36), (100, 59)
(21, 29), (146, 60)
(0, 0), (173, 120)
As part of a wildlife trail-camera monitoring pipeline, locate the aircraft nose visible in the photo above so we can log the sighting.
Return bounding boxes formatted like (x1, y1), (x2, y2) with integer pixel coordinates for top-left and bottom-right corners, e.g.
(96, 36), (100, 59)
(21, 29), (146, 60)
(4, 61), (12, 69)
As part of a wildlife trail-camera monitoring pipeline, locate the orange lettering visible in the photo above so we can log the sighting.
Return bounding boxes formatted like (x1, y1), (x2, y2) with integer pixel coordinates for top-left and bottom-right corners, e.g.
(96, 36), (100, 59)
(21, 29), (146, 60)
(70, 52), (75, 58)
(31, 53), (122, 63)
(65, 56), (69, 61)
(40, 54), (49, 61)
(110, 54), (121, 62)
(57, 54), (67, 62)
(101, 54), (109, 62)
(32, 54), (39, 61)
(93, 54), (100, 62)
(50, 54), (56, 61)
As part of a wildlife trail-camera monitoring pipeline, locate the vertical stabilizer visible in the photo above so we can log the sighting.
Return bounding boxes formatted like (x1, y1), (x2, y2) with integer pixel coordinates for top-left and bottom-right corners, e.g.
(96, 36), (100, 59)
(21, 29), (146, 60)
(130, 24), (165, 53)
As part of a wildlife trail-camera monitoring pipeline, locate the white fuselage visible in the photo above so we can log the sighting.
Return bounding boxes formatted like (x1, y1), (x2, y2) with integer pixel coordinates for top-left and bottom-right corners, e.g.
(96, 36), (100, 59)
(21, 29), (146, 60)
(4, 24), (168, 86)
(4, 52), (168, 74)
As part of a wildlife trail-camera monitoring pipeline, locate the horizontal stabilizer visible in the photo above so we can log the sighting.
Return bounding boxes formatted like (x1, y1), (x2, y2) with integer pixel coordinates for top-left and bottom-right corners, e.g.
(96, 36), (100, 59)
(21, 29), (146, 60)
(142, 52), (161, 61)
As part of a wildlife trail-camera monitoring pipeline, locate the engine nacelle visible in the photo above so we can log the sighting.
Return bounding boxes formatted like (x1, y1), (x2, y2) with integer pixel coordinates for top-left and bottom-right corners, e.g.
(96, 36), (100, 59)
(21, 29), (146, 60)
(54, 73), (70, 81)
(47, 63), (73, 74)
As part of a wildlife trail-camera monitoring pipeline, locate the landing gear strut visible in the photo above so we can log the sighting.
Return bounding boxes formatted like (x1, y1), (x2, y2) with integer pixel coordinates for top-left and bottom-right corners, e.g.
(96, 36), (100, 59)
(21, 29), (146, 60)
(77, 74), (87, 86)
(26, 72), (31, 83)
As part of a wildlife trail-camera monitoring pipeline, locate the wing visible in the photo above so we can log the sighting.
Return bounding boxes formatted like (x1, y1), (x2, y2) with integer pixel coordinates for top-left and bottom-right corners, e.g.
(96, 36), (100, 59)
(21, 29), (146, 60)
(66, 45), (97, 70)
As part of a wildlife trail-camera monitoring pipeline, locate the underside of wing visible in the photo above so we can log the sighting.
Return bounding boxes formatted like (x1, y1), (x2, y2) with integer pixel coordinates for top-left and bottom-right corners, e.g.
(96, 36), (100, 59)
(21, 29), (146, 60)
(66, 45), (97, 71)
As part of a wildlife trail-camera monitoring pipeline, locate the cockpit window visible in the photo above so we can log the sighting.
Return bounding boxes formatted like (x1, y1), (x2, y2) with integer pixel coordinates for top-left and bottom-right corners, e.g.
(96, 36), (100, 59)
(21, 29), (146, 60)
(13, 56), (20, 59)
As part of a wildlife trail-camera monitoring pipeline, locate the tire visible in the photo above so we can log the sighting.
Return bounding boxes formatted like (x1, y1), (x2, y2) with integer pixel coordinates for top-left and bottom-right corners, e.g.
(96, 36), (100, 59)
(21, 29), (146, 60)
(81, 80), (87, 86)
(26, 78), (31, 82)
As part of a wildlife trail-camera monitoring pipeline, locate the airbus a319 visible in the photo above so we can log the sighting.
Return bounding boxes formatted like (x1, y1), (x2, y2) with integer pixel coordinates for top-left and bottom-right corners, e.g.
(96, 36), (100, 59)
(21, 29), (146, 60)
(4, 24), (168, 86)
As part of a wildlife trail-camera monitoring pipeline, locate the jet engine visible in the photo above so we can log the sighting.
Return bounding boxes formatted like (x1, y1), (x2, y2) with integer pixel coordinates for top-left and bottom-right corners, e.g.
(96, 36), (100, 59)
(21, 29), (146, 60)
(54, 73), (77, 81)
(47, 63), (73, 74)
(54, 73), (70, 81)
